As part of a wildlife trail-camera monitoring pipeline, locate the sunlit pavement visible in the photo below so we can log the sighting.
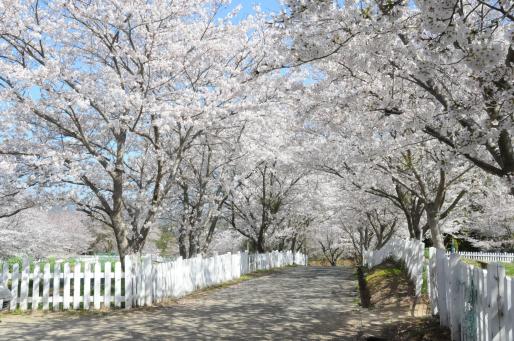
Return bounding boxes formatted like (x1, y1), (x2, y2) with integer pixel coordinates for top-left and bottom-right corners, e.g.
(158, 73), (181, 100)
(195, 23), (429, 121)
(0, 266), (376, 340)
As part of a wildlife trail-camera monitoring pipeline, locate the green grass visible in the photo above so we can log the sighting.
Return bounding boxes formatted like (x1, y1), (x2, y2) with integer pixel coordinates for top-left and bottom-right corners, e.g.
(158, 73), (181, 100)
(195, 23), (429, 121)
(366, 258), (430, 295)
(461, 258), (486, 269)
(501, 262), (514, 277)
(460, 258), (514, 277)
(422, 264), (428, 295)
(365, 267), (402, 283)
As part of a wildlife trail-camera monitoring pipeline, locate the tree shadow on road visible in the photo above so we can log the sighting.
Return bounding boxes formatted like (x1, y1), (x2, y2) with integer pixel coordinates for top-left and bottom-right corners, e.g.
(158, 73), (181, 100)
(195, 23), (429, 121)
(0, 266), (376, 341)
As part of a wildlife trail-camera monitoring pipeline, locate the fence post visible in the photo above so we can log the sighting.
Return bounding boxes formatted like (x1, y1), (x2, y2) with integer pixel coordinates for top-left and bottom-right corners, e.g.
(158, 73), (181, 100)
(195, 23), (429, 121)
(142, 255), (152, 306)
(449, 254), (460, 340)
(473, 267), (482, 340)
(487, 262), (506, 341)
(42, 263), (50, 311)
(114, 260), (122, 308)
(505, 278), (514, 340)
(10, 263), (19, 311)
(93, 262), (101, 309)
(52, 262), (61, 311)
(20, 257), (29, 311)
(32, 264), (40, 310)
(104, 261), (112, 309)
(85, 262), (94, 310)
(436, 250), (449, 327)
(63, 262), (71, 310)
(428, 247), (438, 315)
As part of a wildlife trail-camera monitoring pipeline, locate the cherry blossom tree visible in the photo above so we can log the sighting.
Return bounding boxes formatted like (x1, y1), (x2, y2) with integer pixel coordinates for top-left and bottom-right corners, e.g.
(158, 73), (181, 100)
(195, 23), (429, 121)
(0, 0), (268, 261)
(272, 0), (508, 249)
(413, 0), (514, 191)
(160, 128), (244, 258)
(0, 207), (94, 259)
(313, 224), (347, 266)
(227, 160), (307, 252)
(0, 157), (37, 218)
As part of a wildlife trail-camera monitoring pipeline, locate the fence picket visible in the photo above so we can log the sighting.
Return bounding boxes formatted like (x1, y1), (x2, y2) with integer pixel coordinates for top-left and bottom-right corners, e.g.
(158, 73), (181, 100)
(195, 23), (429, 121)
(114, 261), (122, 308)
(510, 279), (514, 341)
(63, 263), (71, 310)
(473, 267), (481, 341)
(10, 263), (19, 311)
(73, 263), (81, 309)
(504, 277), (511, 341)
(52, 263), (60, 311)
(19, 258), (29, 311)
(487, 263), (500, 340)
(449, 254), (460, 339)
(94, 262), (101, 310)
(482, 270), (489, 341)
(83, 262), (91, 310)
(32, 265), (40, 310)
(104, 262), (111, 309)
(124, 258), (132, 309)
(42, 263), (50, 311)
(143, 256), (152, 306)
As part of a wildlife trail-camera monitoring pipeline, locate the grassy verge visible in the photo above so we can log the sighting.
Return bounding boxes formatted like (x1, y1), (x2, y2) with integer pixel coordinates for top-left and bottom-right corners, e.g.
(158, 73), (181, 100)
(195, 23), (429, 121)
(363, 259), (410, 308)
(365, 266), (402, 284)
(461, 257), (486, 269)
(363, 259), (450, 340)
(503, 263), (514, 276)
(461, 257), (514, 276)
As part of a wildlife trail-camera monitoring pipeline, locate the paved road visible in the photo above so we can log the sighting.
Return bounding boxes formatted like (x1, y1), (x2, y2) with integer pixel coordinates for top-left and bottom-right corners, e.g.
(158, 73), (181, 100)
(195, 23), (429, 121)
(0, 266), (375, 340)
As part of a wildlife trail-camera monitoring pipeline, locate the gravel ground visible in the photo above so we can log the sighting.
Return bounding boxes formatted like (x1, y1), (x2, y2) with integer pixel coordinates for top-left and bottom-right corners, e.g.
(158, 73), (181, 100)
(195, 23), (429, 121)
(0, 266), (391, 341)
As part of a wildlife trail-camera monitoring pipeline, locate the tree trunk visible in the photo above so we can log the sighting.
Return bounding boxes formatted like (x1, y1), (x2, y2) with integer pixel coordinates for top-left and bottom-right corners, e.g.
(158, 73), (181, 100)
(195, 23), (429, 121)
(188, 231), (201, 258)
(256, 244), (265, 253)
(112, 130), (130, 269)
(290, 235), (297, 253)
(356, 266), (371, 308)
(256, 228), (266, 253)
(255, 239), (265, 253)
(178, 228), (188, 259)
(111, 215), (130, 270)
(426, 203), (445, 249)
(188, 231), (195, 258)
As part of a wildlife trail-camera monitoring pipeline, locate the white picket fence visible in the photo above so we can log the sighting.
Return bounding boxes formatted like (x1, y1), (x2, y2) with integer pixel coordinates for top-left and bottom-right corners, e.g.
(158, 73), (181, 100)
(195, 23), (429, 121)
(363, 238), (425, 296)
(0, 250), (306, 312)
(363, 238), (514, 340)
(429, 247), (514, 341)
(446, 251), (514, 263)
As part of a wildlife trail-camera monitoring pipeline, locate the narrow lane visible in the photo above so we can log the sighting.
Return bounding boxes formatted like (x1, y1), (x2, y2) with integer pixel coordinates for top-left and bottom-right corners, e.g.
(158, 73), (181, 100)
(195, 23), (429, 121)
(0, 267), (367, 340)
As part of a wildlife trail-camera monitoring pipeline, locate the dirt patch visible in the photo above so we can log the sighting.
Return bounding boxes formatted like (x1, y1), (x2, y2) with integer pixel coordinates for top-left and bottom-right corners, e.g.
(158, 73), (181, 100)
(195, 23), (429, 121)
(380, 316), (450, 341)
(364, 260), (450, 340)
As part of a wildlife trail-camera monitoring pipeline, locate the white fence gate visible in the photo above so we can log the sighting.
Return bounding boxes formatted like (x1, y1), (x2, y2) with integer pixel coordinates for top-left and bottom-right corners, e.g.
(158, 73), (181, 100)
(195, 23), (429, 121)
(0, 250), (307, 312)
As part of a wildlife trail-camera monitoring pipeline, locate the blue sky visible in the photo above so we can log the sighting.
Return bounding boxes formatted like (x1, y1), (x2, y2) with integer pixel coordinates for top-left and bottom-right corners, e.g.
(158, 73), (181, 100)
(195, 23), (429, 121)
(232, 0), (282, 12)
(220, 0), (283, 20)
